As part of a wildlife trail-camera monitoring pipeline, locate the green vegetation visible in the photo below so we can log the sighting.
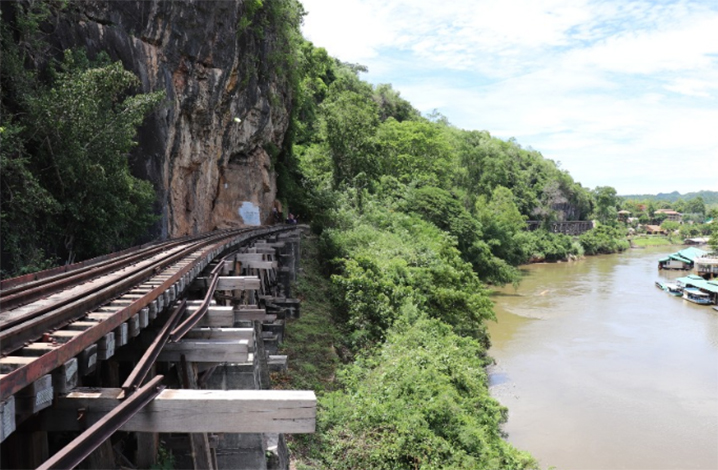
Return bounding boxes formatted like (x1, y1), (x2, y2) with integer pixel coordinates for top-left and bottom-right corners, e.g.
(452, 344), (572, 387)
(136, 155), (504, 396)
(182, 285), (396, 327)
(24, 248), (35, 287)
(277, 38), (630, 469)
(2, 4), (638, 468)
(629, 236), (678, 247)
(0, 2), (164, 277)
(579, 225), (630, 255)
(318, 316), (535, 470)
(621, 190), (718, 207)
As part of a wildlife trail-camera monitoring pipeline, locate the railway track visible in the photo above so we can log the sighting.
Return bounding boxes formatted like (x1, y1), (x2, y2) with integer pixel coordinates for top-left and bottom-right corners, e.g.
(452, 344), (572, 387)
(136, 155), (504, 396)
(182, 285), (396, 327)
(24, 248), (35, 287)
(0, 225), (299, 442)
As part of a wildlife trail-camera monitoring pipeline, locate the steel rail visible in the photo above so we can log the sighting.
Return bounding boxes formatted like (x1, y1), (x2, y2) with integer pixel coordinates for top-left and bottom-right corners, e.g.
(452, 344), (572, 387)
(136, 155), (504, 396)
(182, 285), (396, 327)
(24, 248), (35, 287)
(0, 230), (231, 315)
(122, 299), (186, 393)
(0, 225), (294, 400)
(0, 230), (239, 353)
(0, 233), (230, 398)
(169, 251), (232, 342)
(0, 235), (198, 312)
(36, 375), (165, 470)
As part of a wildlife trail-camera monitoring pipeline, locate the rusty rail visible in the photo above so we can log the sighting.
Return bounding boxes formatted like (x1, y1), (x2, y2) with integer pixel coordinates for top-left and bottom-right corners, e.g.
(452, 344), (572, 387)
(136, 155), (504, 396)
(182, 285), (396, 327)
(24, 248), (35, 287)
(1, 225), (293, 401)
(36, 376), (165, 470)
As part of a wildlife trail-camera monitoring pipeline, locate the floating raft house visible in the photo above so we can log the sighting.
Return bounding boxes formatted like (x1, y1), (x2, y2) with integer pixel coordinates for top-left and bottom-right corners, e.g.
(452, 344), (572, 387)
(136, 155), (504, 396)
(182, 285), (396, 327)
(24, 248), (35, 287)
(675, 274), (718, 304)
(658, 247), (707, 270)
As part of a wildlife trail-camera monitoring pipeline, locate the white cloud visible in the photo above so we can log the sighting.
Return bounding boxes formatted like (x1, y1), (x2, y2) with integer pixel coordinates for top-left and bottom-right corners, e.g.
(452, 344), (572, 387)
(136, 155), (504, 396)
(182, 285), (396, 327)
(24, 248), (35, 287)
(300, 0), (718, 193)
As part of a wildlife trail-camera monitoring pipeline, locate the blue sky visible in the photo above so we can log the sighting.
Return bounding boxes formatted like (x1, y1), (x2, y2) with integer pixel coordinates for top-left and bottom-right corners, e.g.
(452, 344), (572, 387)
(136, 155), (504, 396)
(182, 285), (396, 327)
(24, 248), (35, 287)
(299, 0), (718, 195)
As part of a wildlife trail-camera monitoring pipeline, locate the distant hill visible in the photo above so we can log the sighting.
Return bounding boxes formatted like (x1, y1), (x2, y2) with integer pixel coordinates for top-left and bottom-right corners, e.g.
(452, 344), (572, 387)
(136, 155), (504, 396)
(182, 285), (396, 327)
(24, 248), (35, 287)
(620, 190), (718, 205)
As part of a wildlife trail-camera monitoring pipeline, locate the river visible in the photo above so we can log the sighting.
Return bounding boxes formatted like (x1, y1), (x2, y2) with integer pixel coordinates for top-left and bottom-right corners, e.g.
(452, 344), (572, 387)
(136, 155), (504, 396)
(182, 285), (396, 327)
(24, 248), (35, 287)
(488, 245), (718, 470)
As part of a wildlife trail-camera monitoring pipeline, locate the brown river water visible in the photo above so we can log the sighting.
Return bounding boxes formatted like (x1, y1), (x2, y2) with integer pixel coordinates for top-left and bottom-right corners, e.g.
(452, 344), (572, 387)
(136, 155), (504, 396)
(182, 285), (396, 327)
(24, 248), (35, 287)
(488, 245), (718, 470)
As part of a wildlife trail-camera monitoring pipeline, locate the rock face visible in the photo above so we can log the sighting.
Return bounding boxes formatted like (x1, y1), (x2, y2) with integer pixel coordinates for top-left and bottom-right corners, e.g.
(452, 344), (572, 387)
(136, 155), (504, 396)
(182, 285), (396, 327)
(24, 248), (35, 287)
(48, 0), (292, 238)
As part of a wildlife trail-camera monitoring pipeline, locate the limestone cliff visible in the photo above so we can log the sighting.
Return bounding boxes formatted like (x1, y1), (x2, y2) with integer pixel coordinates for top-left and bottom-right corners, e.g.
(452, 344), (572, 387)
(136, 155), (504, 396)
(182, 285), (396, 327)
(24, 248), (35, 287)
(47, 0), (293, 238)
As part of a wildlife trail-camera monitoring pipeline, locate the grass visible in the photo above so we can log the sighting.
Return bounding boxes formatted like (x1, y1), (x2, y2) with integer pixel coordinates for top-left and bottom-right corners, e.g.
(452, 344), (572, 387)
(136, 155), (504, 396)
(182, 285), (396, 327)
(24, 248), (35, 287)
(271, 233), (344, 467)
(629, 235), (679, 247)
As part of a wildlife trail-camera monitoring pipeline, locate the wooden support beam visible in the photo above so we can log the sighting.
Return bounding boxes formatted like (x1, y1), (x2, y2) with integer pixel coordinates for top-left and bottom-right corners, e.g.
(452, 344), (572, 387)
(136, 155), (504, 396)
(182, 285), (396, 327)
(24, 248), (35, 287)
(267, 355), (288, 372)
(185, 328), (254, 342)
(235, 310), (277, 322)
(158, 340), (250, 363)
(177, 359), (215, 470)
(235, 254), (266, 263)
(128, 313), (141, 337)
(139, 307), (150, 328)
(184, 306), (276, 327)
(244, 260), (277, 270)
(0, 396), (15, 443)
(97, 332), (116, 360)
(52, 358), (78, 395)
(79, 344), (98, 375)
(216, 276), (261, 291)
(15, 374), (53, 415)
(46, 389), (316, 433)
(115, 323), (128, 347)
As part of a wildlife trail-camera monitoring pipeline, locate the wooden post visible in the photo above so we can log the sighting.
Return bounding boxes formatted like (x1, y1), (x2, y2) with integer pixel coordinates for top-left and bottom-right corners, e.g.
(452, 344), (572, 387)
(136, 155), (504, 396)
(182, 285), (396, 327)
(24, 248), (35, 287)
(177, 357), (215, 470)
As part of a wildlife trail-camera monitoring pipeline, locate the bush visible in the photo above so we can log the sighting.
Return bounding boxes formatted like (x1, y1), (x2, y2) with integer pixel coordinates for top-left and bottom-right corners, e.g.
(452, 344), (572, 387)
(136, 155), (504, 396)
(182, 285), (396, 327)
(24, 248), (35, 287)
(318, 315), (538, 470)
(579, 225), (630, 255)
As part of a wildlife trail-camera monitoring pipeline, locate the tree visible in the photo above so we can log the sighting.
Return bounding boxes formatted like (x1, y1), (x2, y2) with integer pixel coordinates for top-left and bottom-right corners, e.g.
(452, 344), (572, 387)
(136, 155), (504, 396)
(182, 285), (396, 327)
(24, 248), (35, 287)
(661, 220), (680, 232)
(372, 83), (420, 123)
(686, 196), (706, 216)
(374, 118), (453, 187)
(474, 186), (528, 266)
(592, 186), (620, 225)
(322, 89), (379, 187)
(709, 223), (718, 253)
(25, 51), (165, 263)
(1, 42), (164, 275)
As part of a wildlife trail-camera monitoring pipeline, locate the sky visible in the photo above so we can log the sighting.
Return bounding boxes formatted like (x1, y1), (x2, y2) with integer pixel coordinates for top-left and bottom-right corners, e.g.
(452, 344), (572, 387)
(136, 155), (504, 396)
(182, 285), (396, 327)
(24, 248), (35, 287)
(299, 0), (718, 195)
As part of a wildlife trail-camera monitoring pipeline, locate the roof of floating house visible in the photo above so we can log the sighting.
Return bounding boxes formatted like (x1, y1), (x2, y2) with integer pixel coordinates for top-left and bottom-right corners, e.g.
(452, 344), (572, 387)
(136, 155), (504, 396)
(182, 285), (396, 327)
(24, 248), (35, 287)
(658, 247), (708, 264)
(676, 275), (718, 294)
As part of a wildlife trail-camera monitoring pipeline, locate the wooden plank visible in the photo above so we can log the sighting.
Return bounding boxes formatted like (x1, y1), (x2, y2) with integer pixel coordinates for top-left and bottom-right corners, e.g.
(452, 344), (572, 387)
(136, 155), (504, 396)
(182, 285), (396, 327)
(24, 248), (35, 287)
(267, 355), (288, 372)
(139, 307), (150, 328)
(185, 328), (254, 342)
(158, 340), (250, 363)
(235, 311), (276, 322)
(86, 312), (113, 321)
(64, 321), (98, 330)
(216, 276), (261, 291)
(244, 260), (277, 270)
(186, 306), (233, 327)
(48, 389), (316, 433)
(51, 330), (83, 343)
(184, 306), (275, 327)
(21, 342), (60, 357)
(0, 356), (38, 373)
(235, 253), (266, 262)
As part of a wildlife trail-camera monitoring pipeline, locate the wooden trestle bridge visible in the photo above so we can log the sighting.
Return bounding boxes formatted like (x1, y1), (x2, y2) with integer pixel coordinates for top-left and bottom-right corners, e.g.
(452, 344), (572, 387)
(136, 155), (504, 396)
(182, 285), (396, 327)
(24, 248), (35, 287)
(525, 220), (594, 236)
(0, 225), (313, 469)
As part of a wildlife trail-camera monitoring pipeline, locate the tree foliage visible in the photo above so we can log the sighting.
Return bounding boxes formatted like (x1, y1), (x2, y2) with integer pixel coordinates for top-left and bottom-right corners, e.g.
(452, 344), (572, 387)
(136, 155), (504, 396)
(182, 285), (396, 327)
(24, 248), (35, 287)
(318, 316), (537, 470)
(1, 3), (164, 276)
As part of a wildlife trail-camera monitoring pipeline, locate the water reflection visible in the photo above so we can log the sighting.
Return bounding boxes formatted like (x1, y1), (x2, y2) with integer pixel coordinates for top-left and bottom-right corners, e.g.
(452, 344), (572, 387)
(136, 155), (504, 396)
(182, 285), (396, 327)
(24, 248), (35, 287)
(488, 246), (718, 470)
